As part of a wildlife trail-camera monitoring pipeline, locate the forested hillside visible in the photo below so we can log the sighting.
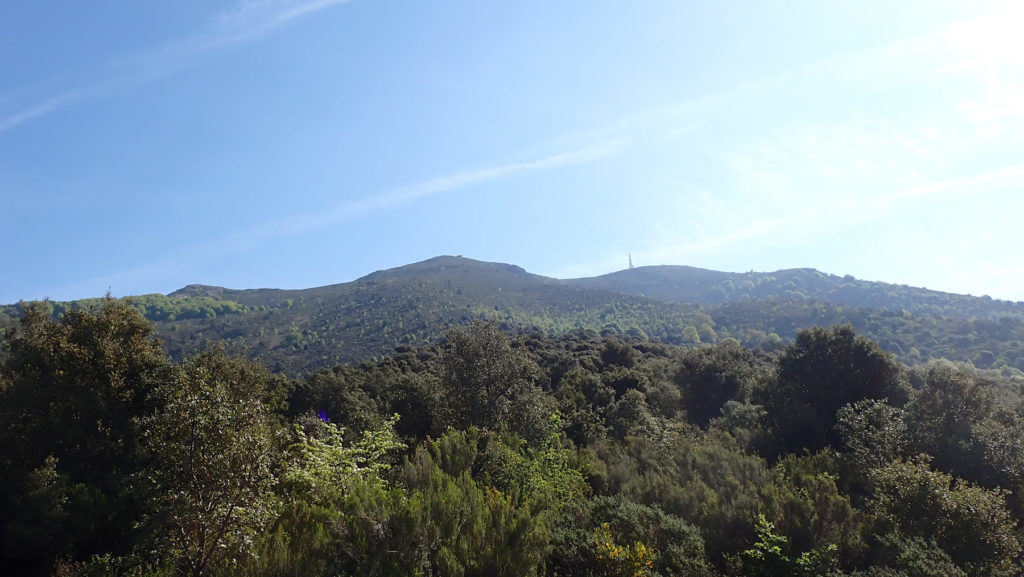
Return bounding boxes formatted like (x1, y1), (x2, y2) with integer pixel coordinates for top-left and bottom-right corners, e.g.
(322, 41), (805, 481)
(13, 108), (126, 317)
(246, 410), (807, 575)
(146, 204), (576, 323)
(3, 300), (1024, 576)
(567, 264), (1024, 319)
(3, 256), (1023, 375)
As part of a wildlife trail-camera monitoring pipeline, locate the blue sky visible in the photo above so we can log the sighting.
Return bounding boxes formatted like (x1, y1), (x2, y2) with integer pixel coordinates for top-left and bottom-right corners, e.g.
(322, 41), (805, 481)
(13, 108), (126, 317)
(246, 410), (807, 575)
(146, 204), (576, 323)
(3, 0), (1023, 303)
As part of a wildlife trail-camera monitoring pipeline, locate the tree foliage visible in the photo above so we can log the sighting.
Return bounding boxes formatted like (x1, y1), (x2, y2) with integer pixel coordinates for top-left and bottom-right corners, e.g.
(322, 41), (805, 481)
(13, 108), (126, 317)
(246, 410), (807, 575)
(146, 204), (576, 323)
(141, 351), (280, 577)
(867, 457), (1022, 577)
(766, 325), (908, 454)
(3, 303), (1024, 576)
(674, 340), (763, 426)
(0, 299), (173, 574)
(435, 322), (551, 443)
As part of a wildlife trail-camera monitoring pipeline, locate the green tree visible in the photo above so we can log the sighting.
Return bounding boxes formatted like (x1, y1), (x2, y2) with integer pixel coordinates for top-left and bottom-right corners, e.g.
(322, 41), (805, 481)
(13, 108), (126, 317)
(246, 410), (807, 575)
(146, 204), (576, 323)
(141, 351), (280, 577)
(674, 340), (761, 427)
(281, 413), (404, 505)
(339, 429), (567, 577)
(859, 534), (967, 577)
(600, 339), (639, 369)
(245, 414), (407, 577)
(741, 514), (838, 577)
(681, 326), (701, 345)
(548, 495), (713, 577)
(767, 325), (907, 454)
(868, 457), (1022, 577)
(287, 366), (385, 434)
(904, 361), (1024, 488)
(834, 399), (909, 495)
(758, 452), (865, 569)
(0, 299), (173, 574)
(435, 322), (550, 443)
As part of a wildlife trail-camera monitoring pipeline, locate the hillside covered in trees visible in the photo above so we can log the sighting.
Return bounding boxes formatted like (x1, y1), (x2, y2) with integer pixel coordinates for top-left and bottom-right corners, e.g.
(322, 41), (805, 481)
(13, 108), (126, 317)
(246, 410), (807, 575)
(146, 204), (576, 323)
(3, 299), (1024, 576)
(4, 256), (1024, 375)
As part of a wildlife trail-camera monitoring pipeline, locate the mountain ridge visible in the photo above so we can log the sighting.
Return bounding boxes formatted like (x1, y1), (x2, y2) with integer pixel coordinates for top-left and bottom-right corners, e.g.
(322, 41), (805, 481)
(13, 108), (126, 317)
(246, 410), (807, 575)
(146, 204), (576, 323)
(166, 255), (1024, 315)
(5, 255), (1024, 375)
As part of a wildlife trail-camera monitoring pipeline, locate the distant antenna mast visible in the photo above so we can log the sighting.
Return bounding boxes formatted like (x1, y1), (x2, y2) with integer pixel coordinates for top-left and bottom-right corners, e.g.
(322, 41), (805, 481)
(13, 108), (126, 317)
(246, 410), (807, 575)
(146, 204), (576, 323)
(628, 253), (634, 269)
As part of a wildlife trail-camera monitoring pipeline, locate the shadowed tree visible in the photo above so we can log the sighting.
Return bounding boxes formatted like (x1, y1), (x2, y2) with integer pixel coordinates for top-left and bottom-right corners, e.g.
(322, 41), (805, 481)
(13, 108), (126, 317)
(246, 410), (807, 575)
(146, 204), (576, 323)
(904, 360), (1024, 489)
(674, 340), (762, 427)
(0, 299), (173, 574)
(766, 325), (907, 454)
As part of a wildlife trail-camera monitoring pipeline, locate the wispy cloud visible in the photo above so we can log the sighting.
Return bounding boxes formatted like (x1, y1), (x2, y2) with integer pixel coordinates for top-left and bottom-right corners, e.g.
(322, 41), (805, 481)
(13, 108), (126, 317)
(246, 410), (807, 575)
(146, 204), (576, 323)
(655, 164), (1024, 259)
(218, 0), (352, 33)
(50, 138), (626, 299)
(215, 136), (628, 247)
(0, 0), (352, 133)
(550, 3), (1024, 285)
(553, 159), (1024, 283)
(937, 2), (1024, 72)
(0, 90), (89, 132)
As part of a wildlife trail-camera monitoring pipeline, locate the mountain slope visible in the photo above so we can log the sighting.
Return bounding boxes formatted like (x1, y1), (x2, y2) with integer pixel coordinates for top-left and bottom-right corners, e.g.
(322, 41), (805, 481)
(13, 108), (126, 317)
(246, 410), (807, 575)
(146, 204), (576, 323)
(4, 256), (1024, 374)
(568, 265), (1024, 319)
(149, 256), (704, 372)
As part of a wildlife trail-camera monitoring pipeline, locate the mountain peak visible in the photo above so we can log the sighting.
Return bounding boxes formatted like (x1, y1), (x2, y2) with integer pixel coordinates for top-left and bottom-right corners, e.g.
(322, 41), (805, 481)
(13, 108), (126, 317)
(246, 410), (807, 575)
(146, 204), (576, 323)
(359, 255), (542, 282)
(168, 284), (228, 298)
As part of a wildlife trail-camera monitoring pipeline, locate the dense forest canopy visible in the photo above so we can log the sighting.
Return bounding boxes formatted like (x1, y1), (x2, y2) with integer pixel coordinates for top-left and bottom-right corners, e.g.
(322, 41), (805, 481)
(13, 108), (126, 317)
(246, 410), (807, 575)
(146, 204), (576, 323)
(2, 298), (1024, 576)
(4, 257), (1024, 376)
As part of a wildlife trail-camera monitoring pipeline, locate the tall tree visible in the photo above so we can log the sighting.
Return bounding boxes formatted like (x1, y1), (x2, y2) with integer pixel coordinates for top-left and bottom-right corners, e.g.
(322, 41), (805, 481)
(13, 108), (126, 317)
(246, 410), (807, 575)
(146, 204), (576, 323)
(0, 299), (173, 574)
(674, 340), (762, 427)
(905, 360), (1024, 488)
(141, 350), (280, 577)
(766, 325), (907, 454)
(435, 322), (550, 443)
